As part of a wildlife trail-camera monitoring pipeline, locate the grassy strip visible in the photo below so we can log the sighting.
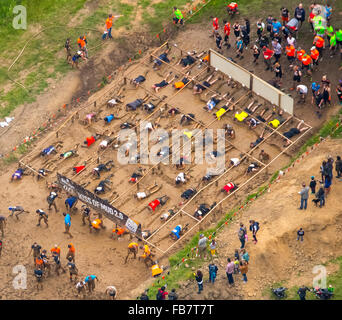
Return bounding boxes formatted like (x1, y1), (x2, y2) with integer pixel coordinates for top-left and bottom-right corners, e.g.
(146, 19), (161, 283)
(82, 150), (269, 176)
(145, 108), (342, 299)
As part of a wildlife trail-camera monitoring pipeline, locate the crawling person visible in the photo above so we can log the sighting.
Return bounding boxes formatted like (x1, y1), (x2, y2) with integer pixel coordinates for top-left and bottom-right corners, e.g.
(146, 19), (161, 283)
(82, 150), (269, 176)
(73, 162), (86, 175)
(283, 120), (310, 146)
(153, 49), (171, 70)
(94, 175), (113, 194)
(194, 204), (215, 220)
(178, 51), (205, 69)
(268, 109), (289, 129)
(180, 113), (195, 126)
(84, 112), (97, 125)
(148, 195), (169, 212)
(204, 93), (229, 112)
(40, 145), (60, 157)
(152, 72), (175, 93)
(248, 108), (271, 129)
(246, 162), (261, 174)
(224, 124), (236, 139)
(233, 101), (262, 123)
(215, 97), (235, 120)
(193, 74), (219, 94)
(98, 136), (115, 151)
(82, 133), (102, 148)
(65, 196), (78, 213)
(250, 128), (267, 149)
(60, 144), (79, 159)
(9, 206), (29, 220)
(92, 160), (114, 178)
(11, 167), (29, 182)
(173, 71), (191, 90)
(37, 168), (51, 181)
(221, 182), (238, 194)
(111, 225), (129, 240)
(170, 225), (186, 240)
(135, 183), (161, 200)
(131, 71), (148, 87)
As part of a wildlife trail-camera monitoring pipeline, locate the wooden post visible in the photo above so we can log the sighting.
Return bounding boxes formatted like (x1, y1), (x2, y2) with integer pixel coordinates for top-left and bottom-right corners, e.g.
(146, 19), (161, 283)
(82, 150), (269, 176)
(94, 101), (97, 108)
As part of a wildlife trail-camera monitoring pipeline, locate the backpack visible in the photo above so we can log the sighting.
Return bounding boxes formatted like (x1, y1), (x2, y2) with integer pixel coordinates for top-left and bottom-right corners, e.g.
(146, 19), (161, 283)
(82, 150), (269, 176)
(254, 222), (260, 231)
(238, 228), (246, 239)
(156, 290), (163, 300)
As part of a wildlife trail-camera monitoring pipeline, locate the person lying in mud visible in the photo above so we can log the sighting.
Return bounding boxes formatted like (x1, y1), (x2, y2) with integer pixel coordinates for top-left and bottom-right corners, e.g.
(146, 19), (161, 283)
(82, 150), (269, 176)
(175, 172), (187, 185)
(37, 168), (51, 181)
(84, 112), (97, 125)
(250, 128), (267, 149)
(94, 175), (113, 195)
(214, 97), (235, 120)
(180, 113), (195, 126)
(82, 133), (102, 148)
(129, 168), (145, 183)
(173, 71), (191, 90)
(181, 188), (197, 200)
(152, 72), (175, 93)
(283, 120), (310, 147)
(98, 136), (115, 151)
(73, 162), (86, 174)
(160, 208), (177, 221)
(111, 225), (130, 240)
(153, 49), (171, 70)
(90, 218), (105, 233)
(92, 160), (114, 178)
(204, 93), (229, 112)
(148, 195), (169, 212)
(120, 122), (134, 129)
(59, 144), (79, 159)
(131, 73), (147, 88)
(193, 74), (220, 94)
(135, 183), (162, 200)
(178, 51), (206, 69)
(233, 101), (262, 123)
(221, 182), (238, 194)
(170, 224), (189, 240)
(40, 144), (61, 157)
(267, 109), (289, 129)
(248, 108), (272, 129)
(193, 203), (216, 220)
(11, 167), (29, 181)
(224, 124), (236, 139)
(245, 162), (261, 175)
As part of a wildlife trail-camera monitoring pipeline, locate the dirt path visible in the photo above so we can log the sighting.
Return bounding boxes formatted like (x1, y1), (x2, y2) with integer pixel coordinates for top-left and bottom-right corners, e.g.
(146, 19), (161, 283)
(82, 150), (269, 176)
(174, 138), (342, 300)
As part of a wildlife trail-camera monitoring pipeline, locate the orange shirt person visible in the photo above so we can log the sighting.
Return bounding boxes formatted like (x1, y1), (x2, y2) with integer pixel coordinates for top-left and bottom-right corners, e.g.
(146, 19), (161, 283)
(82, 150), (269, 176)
(66, 243), (76, 262)
(125, 242), (139, 263)
(313, 35), (324, 57)
(296, 48), (305, 62)
(103, 14), (113, 40)
(286, 44), (296, 62)
(51, 245), (61, 257)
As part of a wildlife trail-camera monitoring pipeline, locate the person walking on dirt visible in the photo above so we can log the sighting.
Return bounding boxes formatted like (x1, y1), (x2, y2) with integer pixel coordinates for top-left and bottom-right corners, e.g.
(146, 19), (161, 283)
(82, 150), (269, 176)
(66, 243), (76, 262)
(81, 205), (91, 226)
(66, 256), (78, 282)
(63, 212), (73, 238)
(238, 223), (247, 249)
(36, 209), (48, 227)
(139, 244), (153, 267)
(47, 191), (58, 213)
(226, 258), (235, 287)
(65, 38), (72, 63)
(241, 249), (249, 264)
(29, 242), (42, 264)
(249, 220), (260, 244)
(53, 252), (66, 276)
(9, 206), (29, 220)
(298, 183), (310, 210)
(262, 46), (274, 71)
(223, 20), (231, 48)
(84, 275), (99, 293)
(76, 280), (86, 296)
(294, 3), (305, 29)
(106, 286), (117, 300)
(34, 267), (44, 290)
(297, 285), (310, 300)
(209, 263), (218, 284)
(173, 7), (183, 25)
(125, 242), (139, 263)
(297, 228), (304, 242)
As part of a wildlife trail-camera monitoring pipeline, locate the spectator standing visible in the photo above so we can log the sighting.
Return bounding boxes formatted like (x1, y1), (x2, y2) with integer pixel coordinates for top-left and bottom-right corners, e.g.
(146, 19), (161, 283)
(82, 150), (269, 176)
(297, 228), (304, 241)
(195, 270), (204, 294)
(249, 220), (260, 244)
(226, 258), (235, 287)
(168, 289), (178, 300)
(238, 223), (247, 249)
(197, 234), (208, 259)
(309, 176), (317, 194)
(298, 183), (310, 210)
(297, 286), (310, 300)
(294, 3), (306, 29)
(316, 183), (325, 208)
(209, 239), (217, 259)
(240, 261), (248, 283)
(241, 249), (249, 264)
(156, 286), (168, 300)
(208, 263), (218, 284)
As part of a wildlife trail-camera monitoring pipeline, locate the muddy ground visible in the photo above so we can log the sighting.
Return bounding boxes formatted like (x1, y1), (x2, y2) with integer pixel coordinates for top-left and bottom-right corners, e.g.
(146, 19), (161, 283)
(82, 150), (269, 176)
(0, 10), (341, 300)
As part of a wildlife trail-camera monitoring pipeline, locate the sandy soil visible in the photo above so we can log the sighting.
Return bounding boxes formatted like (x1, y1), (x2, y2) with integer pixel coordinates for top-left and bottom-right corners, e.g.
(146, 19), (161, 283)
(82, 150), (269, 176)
(176, 138), (342, 300)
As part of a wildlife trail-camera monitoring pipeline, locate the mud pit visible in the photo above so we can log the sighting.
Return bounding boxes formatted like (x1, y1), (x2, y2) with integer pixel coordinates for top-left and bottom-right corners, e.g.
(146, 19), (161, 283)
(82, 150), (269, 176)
(19, 43), (310, 254)
(1, 39), (312, 299)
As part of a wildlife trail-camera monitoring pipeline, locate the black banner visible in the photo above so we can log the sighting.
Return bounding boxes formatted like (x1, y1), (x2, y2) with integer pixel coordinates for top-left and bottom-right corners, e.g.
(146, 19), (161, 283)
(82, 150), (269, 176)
(57, 173), (142, 238)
